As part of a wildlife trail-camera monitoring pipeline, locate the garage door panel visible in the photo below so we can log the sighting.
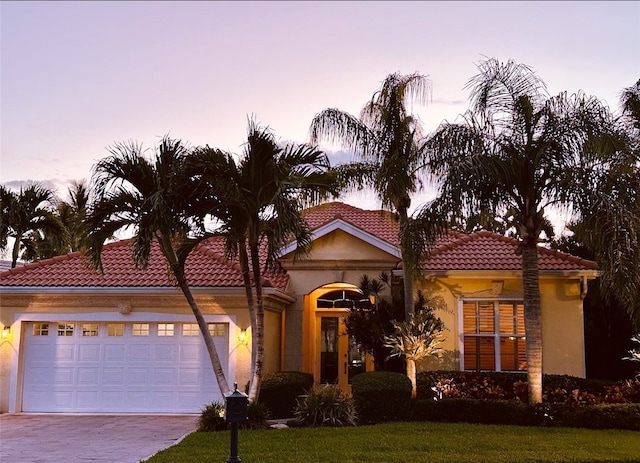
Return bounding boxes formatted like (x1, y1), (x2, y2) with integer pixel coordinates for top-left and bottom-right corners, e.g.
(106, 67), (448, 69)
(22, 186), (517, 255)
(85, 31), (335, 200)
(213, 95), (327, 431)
(78, 344), (101, 361)
(55, 345), (76, 361)
(22, 321), (229, 413)
(155, 345), (177, 361)
(129, 344), (151, 361)
(104, 344), (126, 361)
(78, 367), (101, 385)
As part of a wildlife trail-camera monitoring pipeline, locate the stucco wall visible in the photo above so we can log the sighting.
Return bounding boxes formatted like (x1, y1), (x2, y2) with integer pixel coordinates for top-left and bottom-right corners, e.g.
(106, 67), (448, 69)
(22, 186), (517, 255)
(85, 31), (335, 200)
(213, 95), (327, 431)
(280, 229), (400, 372)
(415, 274), (586, 377)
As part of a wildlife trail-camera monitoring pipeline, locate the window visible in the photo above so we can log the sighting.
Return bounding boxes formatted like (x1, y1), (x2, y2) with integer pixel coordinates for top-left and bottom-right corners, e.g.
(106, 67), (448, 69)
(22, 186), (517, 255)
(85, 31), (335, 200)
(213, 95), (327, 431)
(107, 323), (124, 336)
(57, 323), (74, 337)
(183, 323), (199, 336)
(132, 323), (149, 336)
(82, 323), (99, 337)
(463, 301), (526, 372)
(208, 323), (225, 337)
(157, 323), (174, 336)
(33, 323), (49, 336)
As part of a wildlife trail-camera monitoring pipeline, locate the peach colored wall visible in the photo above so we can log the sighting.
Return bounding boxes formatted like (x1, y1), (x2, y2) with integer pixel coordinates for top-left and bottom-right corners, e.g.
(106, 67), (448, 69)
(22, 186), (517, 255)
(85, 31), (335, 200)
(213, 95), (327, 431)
(416, 274), (587, 377)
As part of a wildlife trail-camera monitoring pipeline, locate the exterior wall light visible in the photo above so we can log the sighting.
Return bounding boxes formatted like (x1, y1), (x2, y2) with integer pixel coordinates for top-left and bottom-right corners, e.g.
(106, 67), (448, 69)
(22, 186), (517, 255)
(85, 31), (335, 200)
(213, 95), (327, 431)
(237, 328), (248, 345)
(1, 326), (10, 339)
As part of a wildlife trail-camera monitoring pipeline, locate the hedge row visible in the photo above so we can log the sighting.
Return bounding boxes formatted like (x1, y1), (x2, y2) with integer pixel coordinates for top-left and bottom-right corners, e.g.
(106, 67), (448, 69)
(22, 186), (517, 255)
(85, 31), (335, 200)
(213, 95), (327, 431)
(412, 399), (640, 431)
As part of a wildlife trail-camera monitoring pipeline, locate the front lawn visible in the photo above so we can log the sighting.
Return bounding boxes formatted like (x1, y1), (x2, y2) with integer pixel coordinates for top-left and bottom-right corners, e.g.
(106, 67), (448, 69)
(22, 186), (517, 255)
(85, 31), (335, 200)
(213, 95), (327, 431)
(143, 421), (640, 463)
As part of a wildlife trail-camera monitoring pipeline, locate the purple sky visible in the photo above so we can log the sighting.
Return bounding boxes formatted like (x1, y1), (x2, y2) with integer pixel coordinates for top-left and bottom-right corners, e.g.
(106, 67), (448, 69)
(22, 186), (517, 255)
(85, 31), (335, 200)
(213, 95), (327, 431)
(1, 1), (639, 215)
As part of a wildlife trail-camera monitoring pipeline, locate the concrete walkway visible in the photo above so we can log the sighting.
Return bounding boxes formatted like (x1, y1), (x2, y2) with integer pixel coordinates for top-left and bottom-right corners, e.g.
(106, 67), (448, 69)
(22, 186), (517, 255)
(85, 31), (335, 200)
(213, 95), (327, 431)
(0, 414), (198, 463)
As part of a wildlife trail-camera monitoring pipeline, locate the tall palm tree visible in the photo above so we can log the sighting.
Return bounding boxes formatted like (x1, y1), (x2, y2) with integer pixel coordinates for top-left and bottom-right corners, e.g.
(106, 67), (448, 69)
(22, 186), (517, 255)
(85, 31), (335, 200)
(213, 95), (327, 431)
(309, 72), (432, 320)
(22, 180), (92, 260)
(418, 58), (637, 404)
(85, 137), (231, 396)
(0, 183), (65, 267)
(190, 120), (338, 401)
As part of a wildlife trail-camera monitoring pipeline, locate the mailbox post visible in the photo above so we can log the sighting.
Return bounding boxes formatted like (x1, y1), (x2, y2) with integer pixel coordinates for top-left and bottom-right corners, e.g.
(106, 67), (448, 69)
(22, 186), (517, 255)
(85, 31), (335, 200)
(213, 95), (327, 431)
(225, 383), (248, 463)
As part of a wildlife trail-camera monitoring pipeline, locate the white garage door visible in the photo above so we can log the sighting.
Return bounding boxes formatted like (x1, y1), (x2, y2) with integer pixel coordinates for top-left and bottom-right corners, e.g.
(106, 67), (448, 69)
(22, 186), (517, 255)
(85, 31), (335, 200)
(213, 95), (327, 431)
(22, 321), (229, 413)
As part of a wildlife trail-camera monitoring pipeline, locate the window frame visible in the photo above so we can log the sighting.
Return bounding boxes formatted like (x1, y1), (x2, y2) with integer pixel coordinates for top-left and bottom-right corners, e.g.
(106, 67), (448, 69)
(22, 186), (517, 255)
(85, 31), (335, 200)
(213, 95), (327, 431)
(460, 298), (526, 372)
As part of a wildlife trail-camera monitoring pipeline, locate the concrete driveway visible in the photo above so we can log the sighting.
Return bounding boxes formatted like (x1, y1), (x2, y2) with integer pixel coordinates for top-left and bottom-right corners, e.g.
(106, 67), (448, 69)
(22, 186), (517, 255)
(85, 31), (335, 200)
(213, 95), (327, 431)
(0, 414), (198, 463)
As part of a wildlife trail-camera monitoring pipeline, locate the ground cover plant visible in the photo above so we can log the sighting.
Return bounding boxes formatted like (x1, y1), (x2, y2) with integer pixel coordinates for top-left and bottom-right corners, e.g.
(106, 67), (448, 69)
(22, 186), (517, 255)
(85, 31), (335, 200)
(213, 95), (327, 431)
(142, 421), (640, 463)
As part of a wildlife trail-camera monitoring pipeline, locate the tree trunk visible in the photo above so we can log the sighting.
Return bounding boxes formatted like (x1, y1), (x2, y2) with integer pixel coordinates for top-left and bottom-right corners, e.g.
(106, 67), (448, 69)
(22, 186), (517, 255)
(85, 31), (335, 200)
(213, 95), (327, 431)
(172, 263), (231, 396)
(521, 242), (543, 404)
(11, 232), (22, 268)
(157, 236), (230, 396)
(238, 243), (258, 397)
(247, 240), (265, 403)
(398, 209), (414, 321)
(407, 358), (417, 399)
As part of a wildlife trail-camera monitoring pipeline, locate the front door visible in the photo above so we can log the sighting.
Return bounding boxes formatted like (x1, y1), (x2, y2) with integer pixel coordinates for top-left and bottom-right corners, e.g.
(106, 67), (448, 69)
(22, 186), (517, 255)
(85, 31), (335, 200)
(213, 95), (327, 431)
(317, 315), (367, 389)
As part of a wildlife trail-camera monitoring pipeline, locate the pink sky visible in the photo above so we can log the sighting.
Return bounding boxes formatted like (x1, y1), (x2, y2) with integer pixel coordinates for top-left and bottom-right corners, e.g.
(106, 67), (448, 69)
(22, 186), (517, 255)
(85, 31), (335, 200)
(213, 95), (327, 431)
(1, 1), (639, 216)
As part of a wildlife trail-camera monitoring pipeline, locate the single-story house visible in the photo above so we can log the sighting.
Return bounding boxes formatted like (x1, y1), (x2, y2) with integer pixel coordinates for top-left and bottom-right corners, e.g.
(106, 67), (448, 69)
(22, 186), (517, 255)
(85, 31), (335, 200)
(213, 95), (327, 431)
(0, 202), (597, 413)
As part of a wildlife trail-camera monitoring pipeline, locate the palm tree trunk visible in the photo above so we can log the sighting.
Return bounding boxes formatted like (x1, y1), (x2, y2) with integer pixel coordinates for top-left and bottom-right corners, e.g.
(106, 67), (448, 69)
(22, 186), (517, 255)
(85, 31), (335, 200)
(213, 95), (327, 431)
(173, 263), (231, 396)
(399, 210), (414, 321)
(248, 240), (265, 403)
(157, 236), (230, 396)
(521, 242), (543, 404)
(238, 242), (259, 400)
(407, 358), (417, 399)
(11, 232), (22, 268)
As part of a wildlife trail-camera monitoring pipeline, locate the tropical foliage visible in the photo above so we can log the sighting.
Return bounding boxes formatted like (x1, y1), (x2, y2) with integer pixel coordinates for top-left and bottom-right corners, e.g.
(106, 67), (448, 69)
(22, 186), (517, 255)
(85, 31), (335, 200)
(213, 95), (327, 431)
(417, 58), (638, 404)
(188, 119), (338, 401)
(0, 183), (65, 267)
(85, 136), (231, 396)
(384, 291), (447, 398)
(310, 72), (432, 320)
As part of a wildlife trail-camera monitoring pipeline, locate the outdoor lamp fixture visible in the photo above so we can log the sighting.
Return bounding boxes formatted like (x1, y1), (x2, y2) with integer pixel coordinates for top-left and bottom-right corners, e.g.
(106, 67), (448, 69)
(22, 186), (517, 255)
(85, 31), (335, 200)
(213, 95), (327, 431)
(237, 328), (248, 345)
(1, 326), (10, 339)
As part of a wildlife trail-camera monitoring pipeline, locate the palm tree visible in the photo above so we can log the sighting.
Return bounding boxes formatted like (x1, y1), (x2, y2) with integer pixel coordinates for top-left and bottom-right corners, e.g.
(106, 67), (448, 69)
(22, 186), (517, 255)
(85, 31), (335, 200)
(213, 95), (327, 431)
(309, 72), (432, 320)
(22, 180), (92, 260)
(190, 120), (338, 401)
(418, 58), (638, 404)
(0, 183), (65, 267)
(84, 137), (231, 396)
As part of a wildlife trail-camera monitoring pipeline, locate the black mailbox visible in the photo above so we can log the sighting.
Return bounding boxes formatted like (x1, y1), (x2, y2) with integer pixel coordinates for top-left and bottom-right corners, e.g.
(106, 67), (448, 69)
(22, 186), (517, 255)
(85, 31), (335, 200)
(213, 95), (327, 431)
(225, 383), (249, 423)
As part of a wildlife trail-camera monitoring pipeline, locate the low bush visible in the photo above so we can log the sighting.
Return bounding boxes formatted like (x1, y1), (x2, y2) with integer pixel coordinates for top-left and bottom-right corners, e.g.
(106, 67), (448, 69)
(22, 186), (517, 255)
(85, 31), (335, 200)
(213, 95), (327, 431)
(412, 398), (536, 426)
(411, 398), (640, 430)
(259, 371), (314, 418)
(543, 403), (640, 430)
(198, 401), (227, 432)
(293, 384), (357, 427)
(198, 400), (271, 431)
(351, 371), (412, 424)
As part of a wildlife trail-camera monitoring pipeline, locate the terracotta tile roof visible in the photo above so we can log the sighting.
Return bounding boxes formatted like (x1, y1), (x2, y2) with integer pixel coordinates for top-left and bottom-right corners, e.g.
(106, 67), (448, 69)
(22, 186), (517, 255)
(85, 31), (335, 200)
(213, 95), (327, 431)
(424, 230), (597, 272)
(302, 202), (400, 246)
(0, 237), (289, 290)
(0, 203), (596, 289)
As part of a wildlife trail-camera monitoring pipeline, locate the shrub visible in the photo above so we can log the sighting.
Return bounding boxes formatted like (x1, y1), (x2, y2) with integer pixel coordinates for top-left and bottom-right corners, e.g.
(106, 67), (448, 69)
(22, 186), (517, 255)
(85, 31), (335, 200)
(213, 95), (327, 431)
(238, 401), (271, 430)
(198, 401), (227, 432)
(544, 403), (640, 430)
(412, 398), (536, 426)
(603, 378), (640, 403)
(293, 384), (357, 427)
(259, 371), (314, 418)
(352, 371), (412, 424)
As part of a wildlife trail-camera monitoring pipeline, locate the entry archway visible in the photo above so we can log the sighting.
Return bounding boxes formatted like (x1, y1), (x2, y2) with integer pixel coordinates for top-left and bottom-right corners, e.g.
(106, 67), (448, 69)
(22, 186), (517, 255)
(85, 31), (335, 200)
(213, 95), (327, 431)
(308, 284), (372, 389)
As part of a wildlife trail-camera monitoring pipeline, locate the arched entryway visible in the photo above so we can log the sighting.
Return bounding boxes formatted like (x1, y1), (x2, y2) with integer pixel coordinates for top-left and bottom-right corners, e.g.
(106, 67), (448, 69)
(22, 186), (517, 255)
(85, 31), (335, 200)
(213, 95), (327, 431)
(308, 284), (373, 389)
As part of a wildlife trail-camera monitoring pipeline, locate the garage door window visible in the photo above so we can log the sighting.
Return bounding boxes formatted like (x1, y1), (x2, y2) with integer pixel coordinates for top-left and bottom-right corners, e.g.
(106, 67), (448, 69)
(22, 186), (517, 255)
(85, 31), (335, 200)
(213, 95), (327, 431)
(208, 323), (225, 337)
(57, 323), (74, 336)
(107, 323), (124, 336)
(33, 323), (49, 336)
(158, 323), (174, 336)
(183, 323), (199, 336)
(132, 323), (149, 336)
(82, 323), (99, 336)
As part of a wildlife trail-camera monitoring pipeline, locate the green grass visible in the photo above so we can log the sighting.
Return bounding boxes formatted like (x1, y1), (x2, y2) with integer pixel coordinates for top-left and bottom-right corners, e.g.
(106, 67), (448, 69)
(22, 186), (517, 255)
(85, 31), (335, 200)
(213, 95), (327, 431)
(143, 421), (640, 463)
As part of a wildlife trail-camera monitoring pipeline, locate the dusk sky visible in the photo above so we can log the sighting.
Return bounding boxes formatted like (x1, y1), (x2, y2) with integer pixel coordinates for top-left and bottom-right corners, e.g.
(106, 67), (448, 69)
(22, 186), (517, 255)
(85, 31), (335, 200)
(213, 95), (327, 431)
(1, 1), (639, 214)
